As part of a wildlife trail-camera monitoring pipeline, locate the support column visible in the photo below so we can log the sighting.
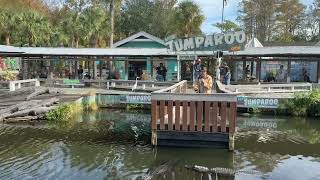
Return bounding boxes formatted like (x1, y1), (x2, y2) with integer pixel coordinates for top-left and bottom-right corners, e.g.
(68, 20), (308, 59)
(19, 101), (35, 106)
(317, 61), (320, 84)
(242, 60), (246, 81)
(74, 60), (79, 79)
(93, 60), (97, 79)
(287, 60), (291, 83)
(99, 60), (102, 79)
(88, 60), (91, 79)
(177, 56), (181, 81)
(256, 60), (261, 82)
(47, 60), (53, 80)
(229, 133), (235, 151)
(69, 60), (72, 79)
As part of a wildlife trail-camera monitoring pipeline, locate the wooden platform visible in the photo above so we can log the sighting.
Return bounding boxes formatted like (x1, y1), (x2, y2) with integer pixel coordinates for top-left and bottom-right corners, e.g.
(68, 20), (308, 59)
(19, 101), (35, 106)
(151, 81), (237, 150)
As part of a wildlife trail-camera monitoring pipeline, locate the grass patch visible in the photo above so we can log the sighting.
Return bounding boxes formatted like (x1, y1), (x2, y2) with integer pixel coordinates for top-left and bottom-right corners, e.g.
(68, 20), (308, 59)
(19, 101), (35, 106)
(45, 103), (83, 122)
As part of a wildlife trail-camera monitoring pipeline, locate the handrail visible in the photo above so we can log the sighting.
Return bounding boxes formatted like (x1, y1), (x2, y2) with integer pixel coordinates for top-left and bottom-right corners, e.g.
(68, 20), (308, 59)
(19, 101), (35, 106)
(153, 80), (187, 93)
(225, 83), (312, 88)
(223, 82), (312, 93)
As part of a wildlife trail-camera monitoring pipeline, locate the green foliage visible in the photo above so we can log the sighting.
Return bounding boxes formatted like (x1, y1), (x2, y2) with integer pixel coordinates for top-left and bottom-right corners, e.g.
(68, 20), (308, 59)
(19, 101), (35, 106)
(279, 90), (320, 117)
(0, 0), (205, 46)
(214, 20), (241, 33)
(127, 104), (145, 110)
(2, 70), (16, 81)
(45, 103), (83, 122)
(174, 0), (205, 37)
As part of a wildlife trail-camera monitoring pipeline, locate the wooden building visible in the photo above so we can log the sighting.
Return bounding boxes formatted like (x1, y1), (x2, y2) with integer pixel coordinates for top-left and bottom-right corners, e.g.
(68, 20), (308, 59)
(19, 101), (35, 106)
(1, 31), (320, 84)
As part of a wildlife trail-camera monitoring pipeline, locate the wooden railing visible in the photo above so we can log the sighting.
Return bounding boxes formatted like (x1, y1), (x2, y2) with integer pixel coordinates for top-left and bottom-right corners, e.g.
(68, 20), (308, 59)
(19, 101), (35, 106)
(151, 81), (237, 148)
(222, 83), (312, 93)
(40, 78), (177, 91)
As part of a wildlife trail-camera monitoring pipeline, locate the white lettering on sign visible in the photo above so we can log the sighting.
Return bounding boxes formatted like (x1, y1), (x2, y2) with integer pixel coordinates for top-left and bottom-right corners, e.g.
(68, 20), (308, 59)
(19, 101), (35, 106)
(183, 38), (195, 51)
(174, 39), (184, 51)
(224, 33), (235, 44)
(195, 37), (205, 48)
(166, 31), (246, 51)
(214, 33), (224, 45)
(244, 98), (279, 108)
(126, 95), (151, 104)
(235, 31), (246, 43)
(204, 35), (214, 47)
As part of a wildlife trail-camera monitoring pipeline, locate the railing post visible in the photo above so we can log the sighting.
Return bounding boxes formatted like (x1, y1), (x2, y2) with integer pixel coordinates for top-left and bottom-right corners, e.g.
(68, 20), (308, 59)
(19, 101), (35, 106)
(291, 86), (294, 91)
(9, 81), (15, 91)
(17, 83), (21, 89)
(267, 87), (271, 92)
(35, 79), (40, 87)
(142, 84), (146, 90)
(111, 82), (116, 87)
(107, 81), (110, 89)
(183, 81), (187, 93)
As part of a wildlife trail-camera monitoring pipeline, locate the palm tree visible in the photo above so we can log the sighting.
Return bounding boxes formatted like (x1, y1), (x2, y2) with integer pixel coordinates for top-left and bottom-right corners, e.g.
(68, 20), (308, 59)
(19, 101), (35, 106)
(82, 6), (110, 47)
(0, 9), (20, 45)
(18, 10), (53, 46)
(62, 11), (87, 48)
(174, 1), (205, 37)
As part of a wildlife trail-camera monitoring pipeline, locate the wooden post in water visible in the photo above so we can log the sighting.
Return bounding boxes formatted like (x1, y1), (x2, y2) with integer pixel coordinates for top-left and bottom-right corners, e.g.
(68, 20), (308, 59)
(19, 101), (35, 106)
(229, 133), (234, 151)
(229, 133), (235, 151)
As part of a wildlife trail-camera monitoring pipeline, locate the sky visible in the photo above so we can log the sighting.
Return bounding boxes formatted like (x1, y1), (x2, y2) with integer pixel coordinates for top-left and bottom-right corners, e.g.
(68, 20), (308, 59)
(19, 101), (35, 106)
(186, 0), (315, 34)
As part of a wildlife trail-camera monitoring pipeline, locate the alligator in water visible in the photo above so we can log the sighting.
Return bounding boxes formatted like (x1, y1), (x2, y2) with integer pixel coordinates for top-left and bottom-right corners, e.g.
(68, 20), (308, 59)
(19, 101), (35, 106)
(185, 165), (260, 176)
(136, 160), (180, 180)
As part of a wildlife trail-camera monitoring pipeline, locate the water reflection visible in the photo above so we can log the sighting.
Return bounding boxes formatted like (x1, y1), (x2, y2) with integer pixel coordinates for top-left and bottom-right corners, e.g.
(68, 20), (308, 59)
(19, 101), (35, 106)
(0, 110), (319, 179)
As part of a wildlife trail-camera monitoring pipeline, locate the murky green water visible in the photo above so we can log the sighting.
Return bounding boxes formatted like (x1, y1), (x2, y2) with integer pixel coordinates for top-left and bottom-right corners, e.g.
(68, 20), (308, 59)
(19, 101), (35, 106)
(0, 109), (320, 180)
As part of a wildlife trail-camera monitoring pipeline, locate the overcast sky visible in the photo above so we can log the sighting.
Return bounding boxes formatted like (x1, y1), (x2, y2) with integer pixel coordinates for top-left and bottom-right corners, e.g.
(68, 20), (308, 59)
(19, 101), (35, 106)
(186, 0), (315, 34)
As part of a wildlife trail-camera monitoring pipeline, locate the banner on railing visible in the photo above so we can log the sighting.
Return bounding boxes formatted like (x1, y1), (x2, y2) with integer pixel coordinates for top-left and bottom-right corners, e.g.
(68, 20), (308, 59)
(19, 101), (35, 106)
(121, 94), (151, 104)
(237, 96), (280, 109)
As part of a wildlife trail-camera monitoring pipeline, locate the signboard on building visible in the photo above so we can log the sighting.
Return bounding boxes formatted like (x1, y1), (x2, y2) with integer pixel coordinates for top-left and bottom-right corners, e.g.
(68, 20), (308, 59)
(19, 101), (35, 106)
(237, 96), (280, 109)
(178, 55), (197, 61)
(165, 31), (246, 52)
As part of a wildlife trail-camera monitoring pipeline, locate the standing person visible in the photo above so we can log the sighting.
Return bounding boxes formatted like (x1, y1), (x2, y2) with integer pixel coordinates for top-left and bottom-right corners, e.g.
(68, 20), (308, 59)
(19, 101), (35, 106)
(155, 63), (167, 81)
(224, 66), (231, 85)
(194, 67), (213, 94)
(220, 63), (227, 83)
(245, 64), (250, 80)
(276, 65), (286, 82)
(78, 65), (84, 79)
(302, 67), (310, 82)
(193, 58), (203, 81)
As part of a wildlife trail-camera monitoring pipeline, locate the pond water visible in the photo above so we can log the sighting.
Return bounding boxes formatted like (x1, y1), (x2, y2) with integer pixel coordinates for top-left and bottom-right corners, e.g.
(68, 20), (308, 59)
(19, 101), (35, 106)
(0, 109), (320, 180)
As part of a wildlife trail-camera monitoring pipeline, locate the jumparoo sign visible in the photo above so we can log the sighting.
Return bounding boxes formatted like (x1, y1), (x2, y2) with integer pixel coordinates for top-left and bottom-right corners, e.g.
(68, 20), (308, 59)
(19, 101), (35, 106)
(165, 31), (246, 52)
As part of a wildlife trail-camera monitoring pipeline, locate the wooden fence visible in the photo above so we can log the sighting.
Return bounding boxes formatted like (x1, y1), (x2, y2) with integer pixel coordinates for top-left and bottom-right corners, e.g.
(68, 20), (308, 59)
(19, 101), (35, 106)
(151, 80), (237, 149)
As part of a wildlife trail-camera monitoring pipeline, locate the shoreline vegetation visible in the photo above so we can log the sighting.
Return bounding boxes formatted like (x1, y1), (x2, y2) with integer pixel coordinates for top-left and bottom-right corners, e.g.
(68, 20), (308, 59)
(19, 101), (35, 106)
(278, 90), (320, 117)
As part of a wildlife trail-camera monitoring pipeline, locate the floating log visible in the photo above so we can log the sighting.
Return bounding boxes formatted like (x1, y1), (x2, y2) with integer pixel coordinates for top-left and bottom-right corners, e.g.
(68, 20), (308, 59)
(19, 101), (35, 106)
(26, 88), (50, 100)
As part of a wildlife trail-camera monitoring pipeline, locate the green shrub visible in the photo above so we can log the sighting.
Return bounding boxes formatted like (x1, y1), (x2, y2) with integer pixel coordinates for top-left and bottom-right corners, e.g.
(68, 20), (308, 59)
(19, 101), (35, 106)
(279, 90), (320, 117)
(45, 103), (82, 122)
